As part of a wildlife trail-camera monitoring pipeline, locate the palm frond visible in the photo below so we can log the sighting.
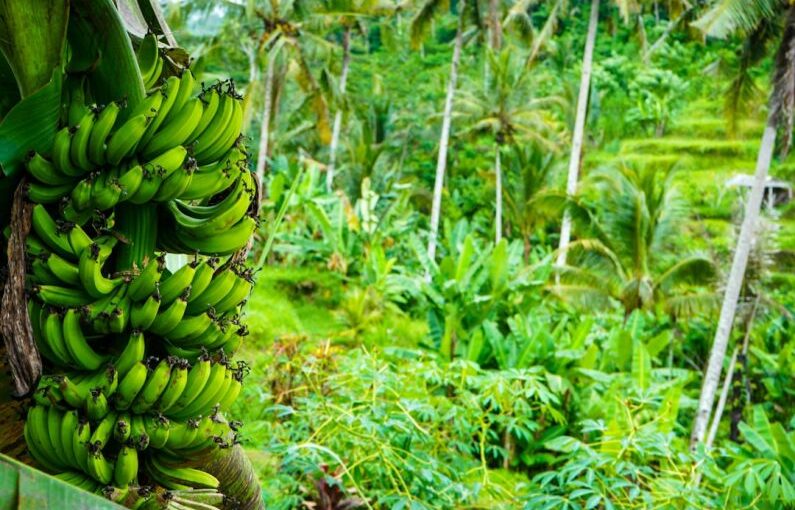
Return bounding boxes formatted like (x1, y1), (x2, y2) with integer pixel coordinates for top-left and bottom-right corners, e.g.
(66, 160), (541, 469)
(655, 256), (716, 292)
(691, 0), (781, 38)
(664, 292), (720, 319)
(409, 0), (450, 48)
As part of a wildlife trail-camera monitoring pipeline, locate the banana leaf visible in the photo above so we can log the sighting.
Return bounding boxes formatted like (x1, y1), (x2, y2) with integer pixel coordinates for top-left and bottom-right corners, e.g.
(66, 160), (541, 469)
(0, 453), (123, 509)
(0, 71), (62, 177)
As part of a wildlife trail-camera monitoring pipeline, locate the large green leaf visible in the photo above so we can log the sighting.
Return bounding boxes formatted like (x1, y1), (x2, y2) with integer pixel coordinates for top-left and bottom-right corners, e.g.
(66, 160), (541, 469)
(0, 71), (61, 176)
(0, 453), (123, 509)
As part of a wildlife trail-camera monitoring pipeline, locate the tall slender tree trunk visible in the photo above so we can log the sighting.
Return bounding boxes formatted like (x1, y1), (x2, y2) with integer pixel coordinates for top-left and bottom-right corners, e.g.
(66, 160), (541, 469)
(690, 122), (778, 448)
(555, 0), (599, 271)
(326, 26), (352, 192)
(495, 146), (502, 243)
(489, 0), (502, 50)
(255, 50), (276, 186)
(427, 5), (466, 268)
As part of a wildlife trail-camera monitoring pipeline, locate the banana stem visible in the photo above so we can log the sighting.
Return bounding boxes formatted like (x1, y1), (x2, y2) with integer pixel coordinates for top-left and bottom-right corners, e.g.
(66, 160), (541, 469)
(114, 202), (158, 273)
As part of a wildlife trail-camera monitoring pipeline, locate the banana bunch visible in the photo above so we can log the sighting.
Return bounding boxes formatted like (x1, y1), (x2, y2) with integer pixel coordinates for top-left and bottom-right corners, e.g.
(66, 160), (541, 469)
(26, 73), (247, 223)
(22, 33), (257, 507)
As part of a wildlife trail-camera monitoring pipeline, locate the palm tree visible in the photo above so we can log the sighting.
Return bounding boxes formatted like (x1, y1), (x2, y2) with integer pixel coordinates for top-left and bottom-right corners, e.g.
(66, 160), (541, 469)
(310, 0), (396, 192)
(689, 2), (795, 449)
(552, 163), (715, 319)
(455, 48), (561, 243)
(555, 0), (600, 272)
(502, 144), (558, 261)
(411, 0), (476, 268)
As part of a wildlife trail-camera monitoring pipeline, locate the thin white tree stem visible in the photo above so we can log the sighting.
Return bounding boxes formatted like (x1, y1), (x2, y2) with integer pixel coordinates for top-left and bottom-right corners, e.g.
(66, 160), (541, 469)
(705, 347), (738, 449)
(326, 26), (352, 192)
(426, 4), (466, 272)
(556, 0), (599, 273)
(690, 122), (777, 448)
(495, 147), (502, 243)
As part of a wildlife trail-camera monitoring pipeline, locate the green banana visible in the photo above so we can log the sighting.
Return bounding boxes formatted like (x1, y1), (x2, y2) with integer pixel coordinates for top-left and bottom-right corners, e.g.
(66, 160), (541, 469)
(153, 162), (195, 202)
(79, 242), (123, 298)
(172, 361), (228, 419)
(149, 294), (188, 336)
(114, 361), (148, 410)
(178, 146), (245, 200)
(199, 94), (244, 164)
(26, 181), (73, 204)
(174, 215), (257, 256)
(130, 291), (161, 329)
(114, 414), (131, 443)
(131, 357), (171, 413)
(212, 274), (253, 315)
(88, 102), (120, 166)
(70, 177), (94, 211)
(157, 358), (190, 412)
(87, 449), (114, 485)
(70, 108), (97, 171)
(146, 453), (219, 490)
(128, 254), (165, 301)
(25, 406), (62, 471)
(89, 411), (118, 449)
(106, 114), (149, 165)
(40, 309), (73, 367)
(187, 258), (219, 302)
(163, 69), (197, 128)
(116, 330), (146, 377)
(185, 269), (236, 314)
(137, 33), (160, 88)
(59, 410), (80, 469)
(141, 96), (203, 159)
(143, 414), (171, 449)
(114, 445), (139, 487)
(53, 127), (83, 177)
(186, 88), (221, 144)
(139, 76), (180, 147)
(72, 418), (91, 473)
(46, 405), (68, 466)
(159, 262), (196, 304)
(44, 252), (80, 286)
(27, 152), (73, 186)
(166, 311), (215, 344)
(118, 164), (145, 199)
(62, 308), (108, 370)
(169, 356), (212, 414)
(86, 388), (110, 421)
(192, 91), (235, 162)
(31, 204), (75, 259)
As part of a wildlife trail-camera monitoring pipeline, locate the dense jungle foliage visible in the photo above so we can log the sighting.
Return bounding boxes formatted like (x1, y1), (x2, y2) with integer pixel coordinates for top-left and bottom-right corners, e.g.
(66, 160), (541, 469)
(167, 0), (795, 508)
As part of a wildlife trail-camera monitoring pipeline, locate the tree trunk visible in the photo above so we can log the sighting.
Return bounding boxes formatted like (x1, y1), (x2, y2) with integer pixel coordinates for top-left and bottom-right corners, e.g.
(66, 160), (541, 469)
(326, 26), (352, 192)
(495, 146), (502, 243)
(705, 347), (738, 449)
(426, 4), (466, 268)
(255, 50), (276, 186)
(690, 122), (777, 448)
(555, 0), (599, 271)
(489, 0), (502, 50)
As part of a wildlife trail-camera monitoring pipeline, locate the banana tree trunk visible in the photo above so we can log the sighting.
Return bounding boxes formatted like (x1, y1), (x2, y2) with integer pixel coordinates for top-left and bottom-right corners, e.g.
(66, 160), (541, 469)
(326, 26), (351, 192)
(427, 4), (466, 267)
(555, 0), (599, 271)
(495, 146), (502, 243)
(255, 50), (276, 186)
(690, 122), (777, 448)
